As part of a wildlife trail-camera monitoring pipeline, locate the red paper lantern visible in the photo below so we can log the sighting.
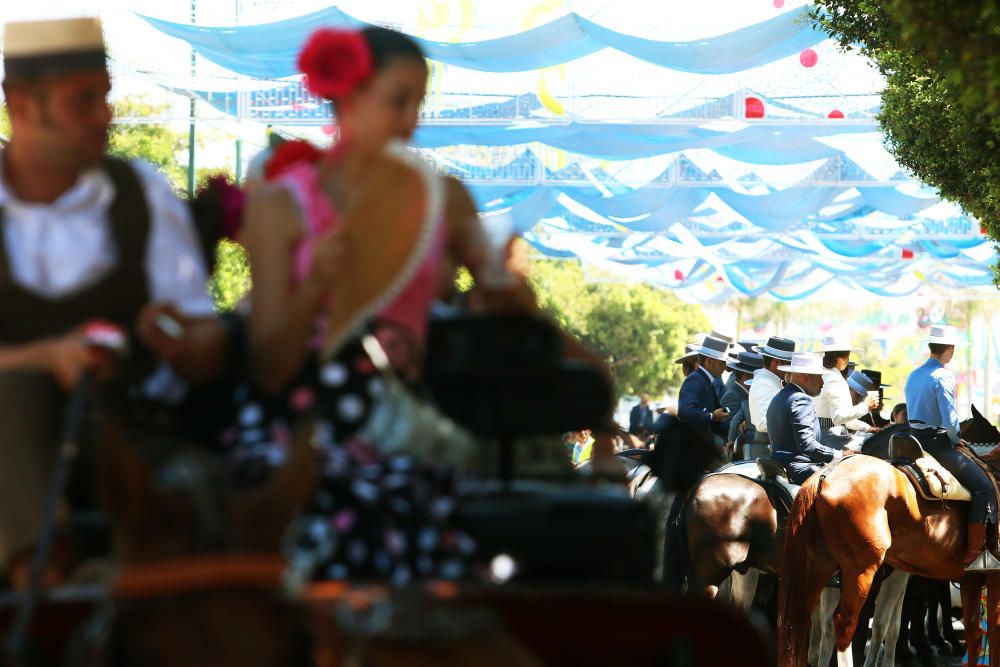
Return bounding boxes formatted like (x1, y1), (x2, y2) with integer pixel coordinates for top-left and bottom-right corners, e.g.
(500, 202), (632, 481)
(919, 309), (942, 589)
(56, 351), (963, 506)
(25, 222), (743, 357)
(981, 225), (988, 235)
(321, 124), (337, 136)
(799, 48), (818, 68)
(773, 0), (785, 6)
(901, 248), (915, 260)
(716, 275), (724, 283)
(827, 109), (844, 119)
(745, 96), (765, 119)
(674, 269), (684, 281)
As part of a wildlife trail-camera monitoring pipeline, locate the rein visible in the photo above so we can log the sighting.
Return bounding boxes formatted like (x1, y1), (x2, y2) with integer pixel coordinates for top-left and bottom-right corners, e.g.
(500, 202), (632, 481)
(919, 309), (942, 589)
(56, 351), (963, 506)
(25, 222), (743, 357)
(113, 554), (286, 599)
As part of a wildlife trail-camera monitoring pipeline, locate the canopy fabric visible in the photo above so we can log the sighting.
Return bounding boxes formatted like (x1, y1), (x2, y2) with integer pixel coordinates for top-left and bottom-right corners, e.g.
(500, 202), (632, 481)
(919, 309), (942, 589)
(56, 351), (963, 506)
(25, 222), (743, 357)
(138, 5), (823, 77)
(125, 1), (995, 302)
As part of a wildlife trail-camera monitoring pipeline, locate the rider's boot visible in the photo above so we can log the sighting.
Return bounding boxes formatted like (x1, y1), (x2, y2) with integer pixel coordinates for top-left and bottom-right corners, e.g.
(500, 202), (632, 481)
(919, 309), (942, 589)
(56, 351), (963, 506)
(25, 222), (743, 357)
(963, 522), (1000, 572)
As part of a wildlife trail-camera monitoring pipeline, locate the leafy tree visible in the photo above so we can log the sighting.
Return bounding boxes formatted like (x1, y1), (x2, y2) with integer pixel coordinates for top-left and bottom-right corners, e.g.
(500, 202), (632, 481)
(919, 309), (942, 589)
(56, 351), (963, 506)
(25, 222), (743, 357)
(811, 2), (1000, 264)
(530, 260), (710, 397)
(108, 97), (189, 191)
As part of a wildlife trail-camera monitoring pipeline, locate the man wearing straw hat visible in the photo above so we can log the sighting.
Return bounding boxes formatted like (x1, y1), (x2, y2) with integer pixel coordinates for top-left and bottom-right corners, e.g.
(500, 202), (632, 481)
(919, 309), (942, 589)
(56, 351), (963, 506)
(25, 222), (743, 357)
(768, 352), (844, 485)
(814, 333), (879, 448)
(724, 350), (762, 460)
(0, 17), (227, 586)
(677, 334), (732, 442)
(748, 335), (795, 459)
(905, 324), (1000, 572)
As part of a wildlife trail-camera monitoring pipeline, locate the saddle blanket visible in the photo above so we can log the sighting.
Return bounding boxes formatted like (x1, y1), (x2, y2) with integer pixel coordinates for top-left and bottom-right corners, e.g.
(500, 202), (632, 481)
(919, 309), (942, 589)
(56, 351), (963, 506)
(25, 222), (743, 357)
(895, 455), (972, 502)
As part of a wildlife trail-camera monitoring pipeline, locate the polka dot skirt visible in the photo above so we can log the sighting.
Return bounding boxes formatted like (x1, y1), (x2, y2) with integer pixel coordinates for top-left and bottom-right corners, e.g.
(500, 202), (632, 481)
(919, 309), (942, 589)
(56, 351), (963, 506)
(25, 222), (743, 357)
(220, 338), (475, 583)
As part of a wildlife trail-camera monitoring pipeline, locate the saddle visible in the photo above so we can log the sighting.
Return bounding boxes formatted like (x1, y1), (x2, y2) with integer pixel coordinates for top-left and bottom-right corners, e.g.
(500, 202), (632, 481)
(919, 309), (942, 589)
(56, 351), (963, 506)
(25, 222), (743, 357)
(888, 433), (972, 502)
(754, 459), (798, 516)
(703, 460), (798, 517)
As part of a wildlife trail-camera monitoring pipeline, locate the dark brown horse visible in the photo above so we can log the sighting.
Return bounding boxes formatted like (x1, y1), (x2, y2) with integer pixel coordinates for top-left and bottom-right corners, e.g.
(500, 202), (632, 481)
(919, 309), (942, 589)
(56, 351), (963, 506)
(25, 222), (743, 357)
(777, 409), (1000, 667)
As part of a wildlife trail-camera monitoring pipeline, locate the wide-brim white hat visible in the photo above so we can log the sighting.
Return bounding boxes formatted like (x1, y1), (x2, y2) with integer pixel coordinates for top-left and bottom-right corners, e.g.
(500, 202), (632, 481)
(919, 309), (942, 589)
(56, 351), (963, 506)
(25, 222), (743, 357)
(777, 352), (828, 375)
(817, 334), (864, 353)
(922, 324), (967, 346)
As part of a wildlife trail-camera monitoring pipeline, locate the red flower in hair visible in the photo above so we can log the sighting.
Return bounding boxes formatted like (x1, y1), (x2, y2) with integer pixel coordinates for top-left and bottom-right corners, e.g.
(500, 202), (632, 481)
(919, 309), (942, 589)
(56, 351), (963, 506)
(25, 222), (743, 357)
(265, 139), (322, 181)
(297, 29), (373, 100)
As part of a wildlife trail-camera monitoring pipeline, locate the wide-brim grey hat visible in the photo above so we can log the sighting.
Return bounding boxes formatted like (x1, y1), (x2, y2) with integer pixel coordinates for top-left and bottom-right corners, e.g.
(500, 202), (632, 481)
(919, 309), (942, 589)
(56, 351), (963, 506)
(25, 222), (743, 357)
(696, 335), (730, 362)
(753, 336), (795, 361)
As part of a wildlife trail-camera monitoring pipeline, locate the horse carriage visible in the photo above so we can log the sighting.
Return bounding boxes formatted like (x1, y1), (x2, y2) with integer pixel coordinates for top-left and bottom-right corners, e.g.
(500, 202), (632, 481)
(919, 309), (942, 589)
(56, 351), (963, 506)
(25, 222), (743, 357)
(0, 315), (772, 667)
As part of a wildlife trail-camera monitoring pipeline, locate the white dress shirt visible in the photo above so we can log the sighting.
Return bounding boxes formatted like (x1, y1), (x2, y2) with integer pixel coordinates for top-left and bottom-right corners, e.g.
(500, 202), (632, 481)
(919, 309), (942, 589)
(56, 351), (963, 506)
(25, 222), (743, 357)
(749, 367), (783, 433)
(815, 370), (871, 433)
(0, 156), (214, 315)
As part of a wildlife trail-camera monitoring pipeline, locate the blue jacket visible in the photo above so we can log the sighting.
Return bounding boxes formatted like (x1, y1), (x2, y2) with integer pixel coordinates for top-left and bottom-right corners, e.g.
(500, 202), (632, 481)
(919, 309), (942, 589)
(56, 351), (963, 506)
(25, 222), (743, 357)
(725, 385), (756, 444)
(678, 367), (730, 437)
(767, 383), (838, 468)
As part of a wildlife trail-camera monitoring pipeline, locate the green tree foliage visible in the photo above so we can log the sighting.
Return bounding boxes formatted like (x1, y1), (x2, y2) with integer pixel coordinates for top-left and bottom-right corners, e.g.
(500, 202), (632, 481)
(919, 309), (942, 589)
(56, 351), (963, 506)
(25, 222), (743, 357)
(108, 97), (189, 191)
(529, 260), (710, 397)
(811, 2), (1000, 262)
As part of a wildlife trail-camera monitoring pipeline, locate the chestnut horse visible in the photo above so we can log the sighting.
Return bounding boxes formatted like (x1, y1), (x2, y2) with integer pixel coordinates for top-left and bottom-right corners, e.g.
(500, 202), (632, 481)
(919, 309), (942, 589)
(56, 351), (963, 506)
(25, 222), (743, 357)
(777, 409), (1000, 667)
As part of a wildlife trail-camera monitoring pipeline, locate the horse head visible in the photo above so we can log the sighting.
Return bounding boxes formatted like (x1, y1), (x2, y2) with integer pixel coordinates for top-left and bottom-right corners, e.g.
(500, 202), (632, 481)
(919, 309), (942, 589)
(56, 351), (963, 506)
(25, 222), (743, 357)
(98, 416), (318, 563)
(962, 404), (1000, 447)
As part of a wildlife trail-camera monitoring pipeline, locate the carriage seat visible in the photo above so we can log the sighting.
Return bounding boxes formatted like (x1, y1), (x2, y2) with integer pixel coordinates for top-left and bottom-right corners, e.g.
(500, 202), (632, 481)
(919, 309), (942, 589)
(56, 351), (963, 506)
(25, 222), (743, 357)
(888, 433), (972, 502)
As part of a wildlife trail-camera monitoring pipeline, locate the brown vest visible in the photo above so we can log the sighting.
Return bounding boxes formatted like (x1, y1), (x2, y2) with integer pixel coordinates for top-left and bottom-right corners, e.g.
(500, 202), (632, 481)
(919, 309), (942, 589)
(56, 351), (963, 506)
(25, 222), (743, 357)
(0, 158), (150, 344)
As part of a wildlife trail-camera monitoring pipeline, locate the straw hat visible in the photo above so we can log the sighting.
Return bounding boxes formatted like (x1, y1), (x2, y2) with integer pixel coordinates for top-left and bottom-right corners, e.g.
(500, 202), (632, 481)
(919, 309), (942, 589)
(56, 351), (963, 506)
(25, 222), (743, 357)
(3, 17), (106, 79)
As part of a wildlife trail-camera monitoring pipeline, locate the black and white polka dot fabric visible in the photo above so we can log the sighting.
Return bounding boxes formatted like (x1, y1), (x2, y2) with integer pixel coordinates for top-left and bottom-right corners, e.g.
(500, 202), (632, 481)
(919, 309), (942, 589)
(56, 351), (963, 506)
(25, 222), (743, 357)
(220, 337), (474, 583)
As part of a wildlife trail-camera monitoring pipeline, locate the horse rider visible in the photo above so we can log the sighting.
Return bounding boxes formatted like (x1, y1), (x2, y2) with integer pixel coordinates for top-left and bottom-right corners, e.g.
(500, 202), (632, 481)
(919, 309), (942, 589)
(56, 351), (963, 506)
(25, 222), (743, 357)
(748, 336), (796, 459)
(708, 329), (735, 398)
(677, 334), (732, 444)
(904, 324), (1000, 572)
(768, 352), (845, 485)
(723, 350), (763, 460)
(675, 344), (699, 378)
(814, 334), (879, 449)
(0, 17), (229, 587)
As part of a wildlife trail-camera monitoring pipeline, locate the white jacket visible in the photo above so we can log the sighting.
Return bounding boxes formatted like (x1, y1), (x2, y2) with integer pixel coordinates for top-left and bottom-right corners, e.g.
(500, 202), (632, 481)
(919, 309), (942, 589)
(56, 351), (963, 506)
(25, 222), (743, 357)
(815, 370), (871, 432)
(749, 368), (783, 433)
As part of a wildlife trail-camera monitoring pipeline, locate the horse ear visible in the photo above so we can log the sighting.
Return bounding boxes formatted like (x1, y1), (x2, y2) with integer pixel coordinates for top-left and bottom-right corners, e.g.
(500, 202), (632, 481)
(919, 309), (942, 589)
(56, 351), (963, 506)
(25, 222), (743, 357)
(228, 423), (319, 551)
(972, 404), (984, 421)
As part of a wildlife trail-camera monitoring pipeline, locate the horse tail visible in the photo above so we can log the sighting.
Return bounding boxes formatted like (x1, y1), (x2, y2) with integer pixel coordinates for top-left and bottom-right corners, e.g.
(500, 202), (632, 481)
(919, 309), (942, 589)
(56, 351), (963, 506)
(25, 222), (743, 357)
(777, 476), (823, 667)
(662, 493), (689, 592)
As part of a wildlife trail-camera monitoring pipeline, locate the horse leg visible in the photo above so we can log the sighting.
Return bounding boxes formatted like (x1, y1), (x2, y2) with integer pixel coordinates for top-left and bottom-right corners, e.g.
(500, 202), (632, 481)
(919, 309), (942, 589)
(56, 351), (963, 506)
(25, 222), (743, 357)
(810, 586), (838, 667)
(961, 577), (986, 667)
(850, 566), (883, 666)
(831, 561), (883, 667)
(925, 578), (945, 648)
(937, 580), (964, 655)
(907, 578), (934, 667)
(863, 569), (908, 667)
(987, 573), (1000, 667)
(728, 569), (760, 611)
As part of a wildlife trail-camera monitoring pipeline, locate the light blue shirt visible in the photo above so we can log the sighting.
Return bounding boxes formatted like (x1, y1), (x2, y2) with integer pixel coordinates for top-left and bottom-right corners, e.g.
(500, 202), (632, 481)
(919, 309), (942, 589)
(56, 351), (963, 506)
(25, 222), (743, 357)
(904, 358), (960, 443)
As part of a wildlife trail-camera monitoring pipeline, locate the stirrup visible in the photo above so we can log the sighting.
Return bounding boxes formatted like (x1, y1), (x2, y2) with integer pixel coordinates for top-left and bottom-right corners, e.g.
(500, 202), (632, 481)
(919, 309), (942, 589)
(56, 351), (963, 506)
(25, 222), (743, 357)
(964, 549), (1000, 573)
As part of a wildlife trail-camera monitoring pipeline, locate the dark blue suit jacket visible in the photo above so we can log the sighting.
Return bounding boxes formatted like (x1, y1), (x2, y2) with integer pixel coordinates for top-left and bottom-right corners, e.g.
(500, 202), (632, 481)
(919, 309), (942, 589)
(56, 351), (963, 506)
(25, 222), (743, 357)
(767, 383), (837, 470)
(678, 368), (730, 437)
(629, 404), (653, 434)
